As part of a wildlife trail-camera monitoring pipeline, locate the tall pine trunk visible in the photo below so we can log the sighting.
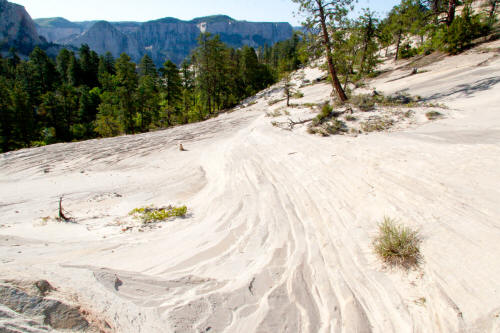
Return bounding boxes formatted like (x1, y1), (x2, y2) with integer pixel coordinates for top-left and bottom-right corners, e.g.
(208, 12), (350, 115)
(489, 0), (498, 26)
(447, 0), (457, 26)
(317, 0), (348, 102)
(395, 30), (402, 61)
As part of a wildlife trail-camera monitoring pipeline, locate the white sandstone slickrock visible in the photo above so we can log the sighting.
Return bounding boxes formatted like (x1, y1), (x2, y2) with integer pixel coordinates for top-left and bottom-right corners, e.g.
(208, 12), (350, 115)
(1, 40), (500, 332)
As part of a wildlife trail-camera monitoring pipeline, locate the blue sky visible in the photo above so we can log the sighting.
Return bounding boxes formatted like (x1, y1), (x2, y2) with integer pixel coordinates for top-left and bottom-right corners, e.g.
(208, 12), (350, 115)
(12, 0), (400, 25)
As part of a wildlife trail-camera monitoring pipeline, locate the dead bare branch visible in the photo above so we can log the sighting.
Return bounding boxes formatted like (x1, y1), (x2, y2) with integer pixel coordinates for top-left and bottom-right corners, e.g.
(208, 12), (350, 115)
(58, 196), (72, 222)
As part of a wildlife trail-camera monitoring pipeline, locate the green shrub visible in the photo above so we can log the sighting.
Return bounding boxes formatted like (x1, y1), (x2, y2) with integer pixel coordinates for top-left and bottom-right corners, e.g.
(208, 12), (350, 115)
(130, 205), (187, 224)
(373, 217), (421, 268)
(30, 141), (47, 147)
(312, 103), (333, 125)
(398, 43), (418, 59)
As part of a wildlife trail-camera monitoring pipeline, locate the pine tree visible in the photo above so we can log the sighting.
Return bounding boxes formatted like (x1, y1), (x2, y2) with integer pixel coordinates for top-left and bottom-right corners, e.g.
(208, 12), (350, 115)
(136, 75), (160, 130)
(160, 60), (182, 126)
(115, 53), (138, 133)
(0, 77), (13, 152)
(138, 54), (157, 78)
(79, 44), (99, 88)
(56, 49), (72, 84)
(67, 54), (80, 87)
(292, 0), (353, 102)
(29, 47), (59, 95)
(180, 60), (195, 123)
(10, 85), (34, 147)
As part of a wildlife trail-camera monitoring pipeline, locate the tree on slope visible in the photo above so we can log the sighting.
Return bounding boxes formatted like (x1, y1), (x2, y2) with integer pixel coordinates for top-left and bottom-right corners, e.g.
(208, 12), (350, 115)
(447, 0), (457, 26)
(160, 60), (182, 126)
(292, 0), (353, 102)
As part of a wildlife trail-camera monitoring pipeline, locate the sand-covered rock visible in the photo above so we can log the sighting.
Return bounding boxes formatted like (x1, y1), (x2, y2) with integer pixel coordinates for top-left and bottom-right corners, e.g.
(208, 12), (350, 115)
(1, 40), (500, 332)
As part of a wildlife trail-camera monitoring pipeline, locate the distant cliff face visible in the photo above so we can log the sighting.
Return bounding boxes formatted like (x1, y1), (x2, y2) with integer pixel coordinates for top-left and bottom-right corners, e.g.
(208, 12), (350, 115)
(69, 21), (142, 61)
(0, 0), (41, 53)
(35, 15), (294, 65)
(35, 17), (85, 44)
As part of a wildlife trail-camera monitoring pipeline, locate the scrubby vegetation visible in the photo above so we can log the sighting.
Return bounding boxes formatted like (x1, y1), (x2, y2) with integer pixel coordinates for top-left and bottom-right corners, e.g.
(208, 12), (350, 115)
(307, 103), (348, 136)
(360, 116), (395, 132)
(348, 93), (426, 111)
(373, 217), (422, 269)
(129, 205), (188, 224)
(426, 110), (443, 120)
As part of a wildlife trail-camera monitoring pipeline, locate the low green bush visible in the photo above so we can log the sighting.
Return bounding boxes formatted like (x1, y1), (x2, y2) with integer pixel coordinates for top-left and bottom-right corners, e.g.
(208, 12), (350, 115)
(130, 205), (187, 223)
(312, 103), (334, 126)
(398, 43), (418, 59)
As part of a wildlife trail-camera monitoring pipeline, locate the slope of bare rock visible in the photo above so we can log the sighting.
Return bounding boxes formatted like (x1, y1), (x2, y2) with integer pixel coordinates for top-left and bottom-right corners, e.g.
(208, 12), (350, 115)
(1, 40), (500, 332)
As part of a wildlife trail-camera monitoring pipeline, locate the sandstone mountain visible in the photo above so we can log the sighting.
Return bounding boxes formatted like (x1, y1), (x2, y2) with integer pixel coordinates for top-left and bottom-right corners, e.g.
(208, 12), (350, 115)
(0, 0), (41, 54)
(35, 15), (294, 65)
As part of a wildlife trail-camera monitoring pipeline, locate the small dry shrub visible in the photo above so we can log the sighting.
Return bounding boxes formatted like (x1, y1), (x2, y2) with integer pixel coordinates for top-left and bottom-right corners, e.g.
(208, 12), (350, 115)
(360, 116), (394, 132)
(350, 93), (422, 110)
(404, 110), (414, 118)
(268, 98), (285, 106)
(302, 103), (318, 108)
(425, 111), (443, 120)
(350, 94), (376, 111)
(373, 217), (421, 269)
(293, 91), (304, 99)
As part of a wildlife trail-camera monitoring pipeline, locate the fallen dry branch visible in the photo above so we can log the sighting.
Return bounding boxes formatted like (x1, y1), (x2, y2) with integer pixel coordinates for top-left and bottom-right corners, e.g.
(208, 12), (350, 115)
(272, 117), (314, 131)
(58, 196), (73, 222)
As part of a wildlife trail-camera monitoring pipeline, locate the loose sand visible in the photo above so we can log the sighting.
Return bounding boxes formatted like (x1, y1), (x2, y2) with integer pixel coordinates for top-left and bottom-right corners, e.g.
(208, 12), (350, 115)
(1, 40), (500, 332)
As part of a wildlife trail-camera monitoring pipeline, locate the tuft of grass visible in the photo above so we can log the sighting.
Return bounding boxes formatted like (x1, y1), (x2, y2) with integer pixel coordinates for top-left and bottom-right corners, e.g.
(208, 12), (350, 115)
(425, 111), (443, 120)
(415, 297), (427, 306)
(345, 115), (357, 122)
(373, 217), (421, 269)
(129, 205), (187, 224)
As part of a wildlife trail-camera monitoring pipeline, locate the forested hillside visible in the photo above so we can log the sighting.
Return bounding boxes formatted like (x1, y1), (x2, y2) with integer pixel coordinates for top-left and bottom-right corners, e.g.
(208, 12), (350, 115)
(0, 33), (306, 152)
(0, 0), (498, 153)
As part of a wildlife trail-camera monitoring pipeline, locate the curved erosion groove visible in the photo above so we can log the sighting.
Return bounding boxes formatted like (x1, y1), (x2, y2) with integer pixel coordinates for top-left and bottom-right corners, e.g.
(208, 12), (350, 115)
(1, 49), (500, 332)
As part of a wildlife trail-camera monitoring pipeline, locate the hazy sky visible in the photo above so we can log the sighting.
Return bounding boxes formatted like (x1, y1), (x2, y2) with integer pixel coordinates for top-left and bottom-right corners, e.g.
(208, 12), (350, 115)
(11, 0), (400, 25)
